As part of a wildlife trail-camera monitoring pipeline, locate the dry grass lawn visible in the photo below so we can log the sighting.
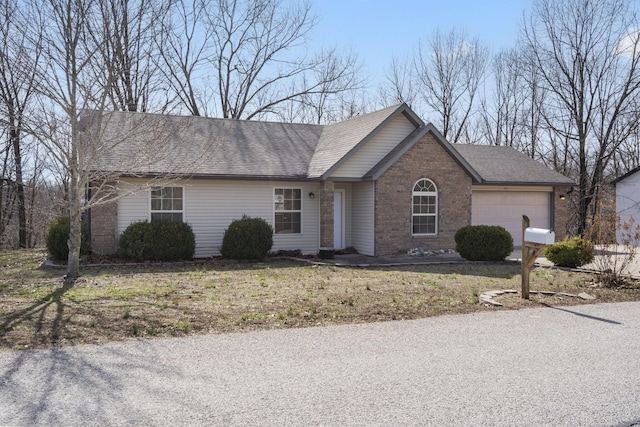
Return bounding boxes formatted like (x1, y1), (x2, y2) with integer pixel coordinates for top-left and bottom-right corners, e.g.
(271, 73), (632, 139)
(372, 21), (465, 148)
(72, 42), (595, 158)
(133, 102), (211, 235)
(1, 249), (639, 351)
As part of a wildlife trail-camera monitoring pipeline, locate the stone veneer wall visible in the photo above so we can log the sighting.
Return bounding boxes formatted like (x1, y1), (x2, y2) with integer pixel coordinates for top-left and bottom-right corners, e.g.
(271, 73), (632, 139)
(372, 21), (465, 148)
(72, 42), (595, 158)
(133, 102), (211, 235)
(90, 188), (118, 255)
(374, 132), (473, 256)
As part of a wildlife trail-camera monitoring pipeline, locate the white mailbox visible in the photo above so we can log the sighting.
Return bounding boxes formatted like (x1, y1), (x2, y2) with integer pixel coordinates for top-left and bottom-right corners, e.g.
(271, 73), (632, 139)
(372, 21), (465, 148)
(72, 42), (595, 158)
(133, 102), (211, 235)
(524, 227), (555, 245)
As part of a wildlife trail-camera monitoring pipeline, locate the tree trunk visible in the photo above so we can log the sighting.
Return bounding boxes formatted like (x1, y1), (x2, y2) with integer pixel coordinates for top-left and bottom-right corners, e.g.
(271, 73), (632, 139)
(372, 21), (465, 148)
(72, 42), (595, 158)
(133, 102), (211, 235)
(66, 125), (82, 282)
(10, 125), (27, 248)
(66, 194), (82, 283)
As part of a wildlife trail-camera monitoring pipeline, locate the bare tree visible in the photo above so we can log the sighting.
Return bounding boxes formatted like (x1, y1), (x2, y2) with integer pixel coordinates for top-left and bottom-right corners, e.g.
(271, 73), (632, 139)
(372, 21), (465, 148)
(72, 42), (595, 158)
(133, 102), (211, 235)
(522, 0), (640, 236)
(93, 0), (172, 112)
(377, 54), (418, 109)
(414, 28), (489, 143)
(480, 49), (526, 147)
(160, 0), (363, 120)
(284, 48), (365, 124)
(206, 0), (312, 119)
(615, 127), (640, 174)
(0, 0), (42, 248)
(0, 127), (16, 247)
(479, 47), (549, 159)
(32, 0), (108, 280)
(31, 0), (218, 281)
(156, 0), (212, 116)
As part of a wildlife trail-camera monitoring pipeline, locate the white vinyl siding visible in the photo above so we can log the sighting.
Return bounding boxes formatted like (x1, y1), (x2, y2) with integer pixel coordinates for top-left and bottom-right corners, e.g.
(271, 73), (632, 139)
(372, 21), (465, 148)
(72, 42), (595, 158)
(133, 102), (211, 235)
(117, 179), (150, 230)
(350, 181), (375, 255)
(472, 189), (551, 246)
(117, 178), (320, 257)
(616, 172), (640, 244)
(330, 114), (416, 179)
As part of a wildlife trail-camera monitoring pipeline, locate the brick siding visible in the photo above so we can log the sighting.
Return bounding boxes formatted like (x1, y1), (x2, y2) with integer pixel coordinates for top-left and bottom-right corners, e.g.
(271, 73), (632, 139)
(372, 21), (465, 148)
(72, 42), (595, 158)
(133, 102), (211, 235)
(319, 180), (334, 248)
(90, 187), (118, 255)
(553, 185), (570, 241)
(374, 132), (472, 255)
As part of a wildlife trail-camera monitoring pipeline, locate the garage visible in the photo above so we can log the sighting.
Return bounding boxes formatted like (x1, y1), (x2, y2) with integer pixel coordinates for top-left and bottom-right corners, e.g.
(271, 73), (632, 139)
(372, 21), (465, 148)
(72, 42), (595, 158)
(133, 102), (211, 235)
(472, 189), (551, 246)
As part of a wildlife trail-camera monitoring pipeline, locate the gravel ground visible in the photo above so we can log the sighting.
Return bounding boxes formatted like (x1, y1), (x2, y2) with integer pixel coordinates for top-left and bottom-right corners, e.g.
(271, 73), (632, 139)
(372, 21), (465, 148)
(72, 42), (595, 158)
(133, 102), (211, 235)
(1, 301), (639, 426)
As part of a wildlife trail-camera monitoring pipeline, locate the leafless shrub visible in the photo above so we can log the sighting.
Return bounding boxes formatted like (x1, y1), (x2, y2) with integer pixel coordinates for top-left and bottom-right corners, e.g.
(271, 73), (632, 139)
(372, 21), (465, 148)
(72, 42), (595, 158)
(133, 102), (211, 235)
(593, 216), (640, 287)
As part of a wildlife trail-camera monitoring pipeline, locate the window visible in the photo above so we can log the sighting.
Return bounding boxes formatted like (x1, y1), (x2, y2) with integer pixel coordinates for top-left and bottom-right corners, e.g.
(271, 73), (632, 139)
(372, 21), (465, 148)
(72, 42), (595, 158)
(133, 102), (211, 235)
(274, 188), (301, 233)
(412, 179), (437, 235)
(150, 186), (183, 222)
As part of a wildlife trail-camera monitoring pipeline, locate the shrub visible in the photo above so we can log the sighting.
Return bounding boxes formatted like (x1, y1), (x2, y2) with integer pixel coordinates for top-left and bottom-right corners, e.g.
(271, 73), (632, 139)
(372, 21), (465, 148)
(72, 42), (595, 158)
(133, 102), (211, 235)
(454, 225), (514, 261)
(221, 215), (273, 260)
(544, 236), (594, 268)
(117, 221), (154, 261)
(118, 220), (195, 262)
(45, 216), (89, 261)
(593, 216), (640, 286)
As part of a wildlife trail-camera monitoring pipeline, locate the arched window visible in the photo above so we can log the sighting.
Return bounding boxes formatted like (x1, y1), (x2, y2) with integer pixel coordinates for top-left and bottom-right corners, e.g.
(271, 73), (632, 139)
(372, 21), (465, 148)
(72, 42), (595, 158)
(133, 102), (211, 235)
(412, 179), (437, 235)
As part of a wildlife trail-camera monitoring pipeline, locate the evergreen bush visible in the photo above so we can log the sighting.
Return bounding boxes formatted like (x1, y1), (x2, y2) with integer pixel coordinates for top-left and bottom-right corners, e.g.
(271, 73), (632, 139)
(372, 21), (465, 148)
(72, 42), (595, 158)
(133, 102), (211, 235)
(118, 220), (195, 261)
(220, 215), (273, 260)
(544, 236), (594, 268)
(454, 225), (514, 261)
(45, 216), (89, 261)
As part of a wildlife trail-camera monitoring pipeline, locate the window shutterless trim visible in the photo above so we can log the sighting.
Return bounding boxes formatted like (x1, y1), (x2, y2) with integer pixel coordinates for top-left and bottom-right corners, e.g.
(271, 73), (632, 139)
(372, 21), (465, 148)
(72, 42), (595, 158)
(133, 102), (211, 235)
(411, 179), (438, 236)
(149, 185), (185, 222)
(273, 187), (303, 234)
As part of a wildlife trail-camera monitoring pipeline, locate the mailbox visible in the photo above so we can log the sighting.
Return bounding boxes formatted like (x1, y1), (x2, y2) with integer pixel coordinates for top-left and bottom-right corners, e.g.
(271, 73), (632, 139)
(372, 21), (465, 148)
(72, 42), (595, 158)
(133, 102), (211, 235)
(524, 227), (555, 245)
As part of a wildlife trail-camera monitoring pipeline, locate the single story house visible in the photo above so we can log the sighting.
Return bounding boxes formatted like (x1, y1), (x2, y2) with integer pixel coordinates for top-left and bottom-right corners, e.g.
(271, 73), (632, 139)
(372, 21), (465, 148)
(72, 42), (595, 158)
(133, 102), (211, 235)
(86, 103), (573, 257)
(613, 166), (640, 243)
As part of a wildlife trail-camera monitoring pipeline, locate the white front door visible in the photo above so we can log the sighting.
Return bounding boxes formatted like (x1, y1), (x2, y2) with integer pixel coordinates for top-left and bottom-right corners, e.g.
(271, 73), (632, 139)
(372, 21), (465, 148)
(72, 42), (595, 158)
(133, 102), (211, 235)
(334, 191), (344, 249)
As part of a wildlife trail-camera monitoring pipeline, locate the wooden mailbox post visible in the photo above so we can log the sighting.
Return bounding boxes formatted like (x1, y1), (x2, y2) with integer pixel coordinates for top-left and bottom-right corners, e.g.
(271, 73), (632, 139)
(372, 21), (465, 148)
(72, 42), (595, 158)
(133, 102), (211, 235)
(521, 215), (555, 299)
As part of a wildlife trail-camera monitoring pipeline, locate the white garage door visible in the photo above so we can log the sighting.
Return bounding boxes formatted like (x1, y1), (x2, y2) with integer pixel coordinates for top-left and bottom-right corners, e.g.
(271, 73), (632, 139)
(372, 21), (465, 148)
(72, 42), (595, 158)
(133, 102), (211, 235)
(472, 191), (550, 246)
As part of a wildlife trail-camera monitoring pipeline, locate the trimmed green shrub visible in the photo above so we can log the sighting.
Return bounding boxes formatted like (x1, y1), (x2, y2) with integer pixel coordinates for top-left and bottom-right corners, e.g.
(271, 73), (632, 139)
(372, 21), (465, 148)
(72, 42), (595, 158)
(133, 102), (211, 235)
(46, 216), (89, 261)
(221, 215), (273, 260)
(455, 225), (514, 261)
(544, 236), (594, 268)
(118, 220), (195, 262)
(118, 221), (154, 261)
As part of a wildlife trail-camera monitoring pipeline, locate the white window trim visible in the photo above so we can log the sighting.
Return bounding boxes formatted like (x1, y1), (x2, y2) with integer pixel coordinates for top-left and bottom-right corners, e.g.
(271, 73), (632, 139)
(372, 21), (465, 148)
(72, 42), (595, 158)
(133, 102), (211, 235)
(412, 179), (438, 236)
(149, 185), (185, 222)
(273, 187), (303, 234)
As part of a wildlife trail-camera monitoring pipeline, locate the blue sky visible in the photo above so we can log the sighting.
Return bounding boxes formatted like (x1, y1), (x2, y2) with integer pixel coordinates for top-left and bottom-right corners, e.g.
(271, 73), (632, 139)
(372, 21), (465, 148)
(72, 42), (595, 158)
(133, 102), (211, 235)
(309, 0), (532, 82)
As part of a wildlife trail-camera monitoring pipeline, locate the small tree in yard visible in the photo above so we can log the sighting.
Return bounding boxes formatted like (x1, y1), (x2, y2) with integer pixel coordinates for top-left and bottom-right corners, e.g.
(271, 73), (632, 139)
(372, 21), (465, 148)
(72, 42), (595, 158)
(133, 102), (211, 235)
(28, 0), (212, 283)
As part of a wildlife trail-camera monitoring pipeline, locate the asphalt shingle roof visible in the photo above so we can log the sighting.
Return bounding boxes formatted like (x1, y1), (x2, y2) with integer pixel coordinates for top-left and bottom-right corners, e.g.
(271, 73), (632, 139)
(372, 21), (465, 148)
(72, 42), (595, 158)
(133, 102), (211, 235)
(90, 111), (322, 178)
(90, 105), (406, 180)
(89, 107), (573, 187)
(452, 144), (574, 185)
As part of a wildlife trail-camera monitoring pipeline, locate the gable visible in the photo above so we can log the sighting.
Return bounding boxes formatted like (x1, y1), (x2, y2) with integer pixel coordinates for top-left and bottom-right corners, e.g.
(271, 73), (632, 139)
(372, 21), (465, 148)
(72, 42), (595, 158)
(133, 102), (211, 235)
(327, 113), (418, 179)
(307, 104), (423, 179)
(373, 130), (473, 255)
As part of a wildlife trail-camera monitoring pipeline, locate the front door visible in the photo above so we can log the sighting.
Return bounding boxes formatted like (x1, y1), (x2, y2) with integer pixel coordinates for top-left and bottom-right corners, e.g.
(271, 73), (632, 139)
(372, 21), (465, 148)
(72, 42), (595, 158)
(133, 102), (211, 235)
(334, 191), (344, 249)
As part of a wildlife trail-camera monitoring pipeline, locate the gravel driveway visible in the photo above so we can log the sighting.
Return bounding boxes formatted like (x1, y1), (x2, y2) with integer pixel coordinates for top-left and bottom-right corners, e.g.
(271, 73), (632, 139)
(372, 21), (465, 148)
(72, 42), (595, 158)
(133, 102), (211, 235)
(2, 301), (639, 426)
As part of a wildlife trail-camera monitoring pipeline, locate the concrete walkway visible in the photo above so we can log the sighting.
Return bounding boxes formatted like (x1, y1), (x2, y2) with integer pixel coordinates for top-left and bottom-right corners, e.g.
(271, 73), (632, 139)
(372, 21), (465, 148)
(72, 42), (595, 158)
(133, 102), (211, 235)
(311, 248), (544, 268)
(1, 302), (639, 426)
(319, 245), (640, 277)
